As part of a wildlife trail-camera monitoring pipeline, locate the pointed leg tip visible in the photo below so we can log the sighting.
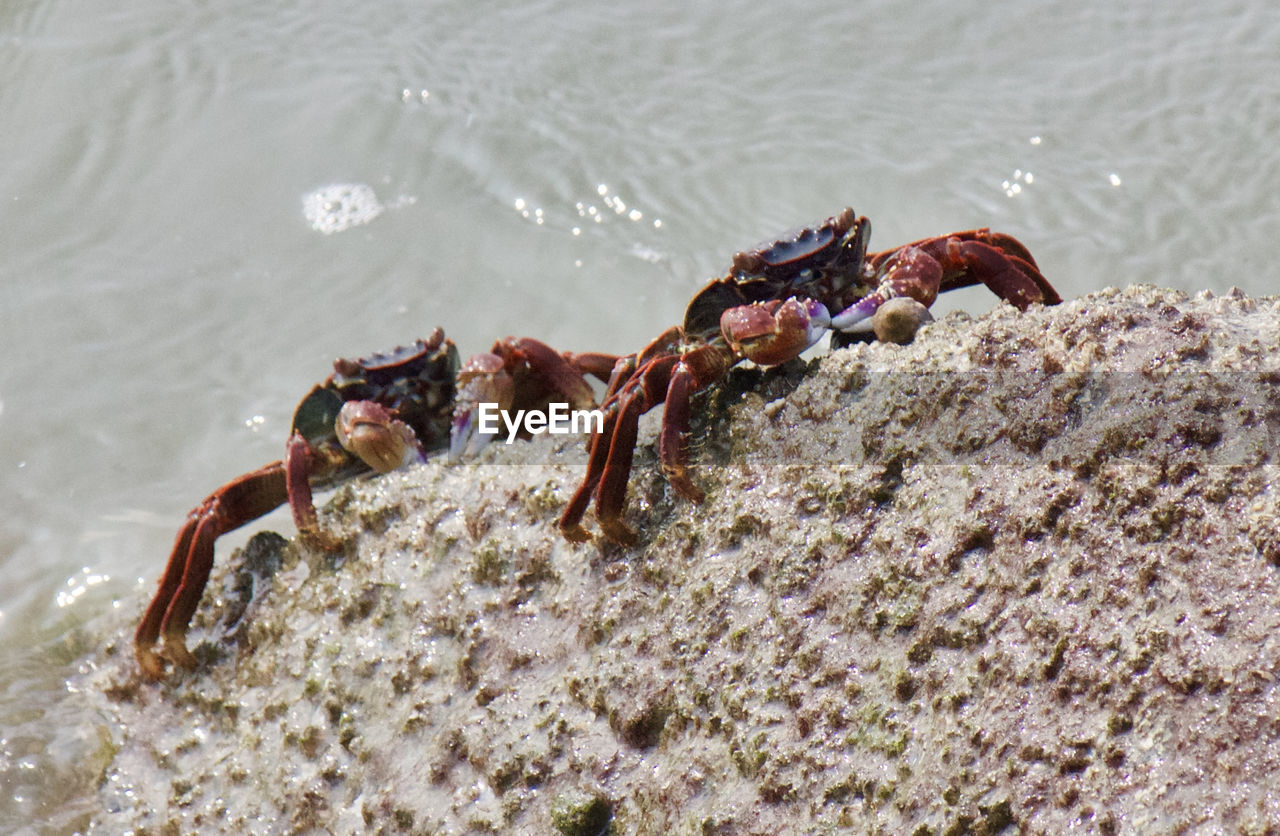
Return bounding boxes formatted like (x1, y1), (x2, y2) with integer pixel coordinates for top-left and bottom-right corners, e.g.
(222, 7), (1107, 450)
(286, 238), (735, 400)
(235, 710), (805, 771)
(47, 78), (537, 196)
(600, 519), (638, 548)
(136, 646), (169, 681)
(664, 470), (706, 505)
(162, 633), (199, 673)
(299, 527), (345, 553)
(560, 522), (593, 544)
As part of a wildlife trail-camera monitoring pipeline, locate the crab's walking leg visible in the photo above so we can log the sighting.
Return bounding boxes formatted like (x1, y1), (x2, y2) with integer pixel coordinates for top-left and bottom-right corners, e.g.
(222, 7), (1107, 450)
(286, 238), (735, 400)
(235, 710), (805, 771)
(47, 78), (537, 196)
(593, 387), (650, 546)
(588, 343), (739, 542)
(135, 462), (288, 680)
(285, 431), (348, 552)
(560, 330), (687, 545)
(597, 353), (638, 408)
(565, 351), (627, 384)
(559, 418), (616, 542)
(561, 357), (675, 546)
(506, 337), (599, 409)
(854, 231), (1058, 321)
(558, 353), (637, 542)
(943, 231), (1061, 307)
(657, 360), (704, 504)
(656, 341), (741, 503)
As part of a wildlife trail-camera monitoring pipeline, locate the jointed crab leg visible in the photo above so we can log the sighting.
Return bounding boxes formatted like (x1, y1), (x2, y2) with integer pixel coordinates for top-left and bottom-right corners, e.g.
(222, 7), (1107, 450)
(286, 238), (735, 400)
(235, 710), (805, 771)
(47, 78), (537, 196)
(560, 331), (737, 545)
(833, 229), (1059, 329)
(656, 358), (703, 504)
(135, 462), (289, 680)
(135, 409), (419, 680)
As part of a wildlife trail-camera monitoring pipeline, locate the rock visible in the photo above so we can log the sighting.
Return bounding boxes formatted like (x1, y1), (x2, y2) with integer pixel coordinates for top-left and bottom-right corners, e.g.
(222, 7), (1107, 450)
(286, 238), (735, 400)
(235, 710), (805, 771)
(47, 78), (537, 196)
(82, 285), (1280, 833)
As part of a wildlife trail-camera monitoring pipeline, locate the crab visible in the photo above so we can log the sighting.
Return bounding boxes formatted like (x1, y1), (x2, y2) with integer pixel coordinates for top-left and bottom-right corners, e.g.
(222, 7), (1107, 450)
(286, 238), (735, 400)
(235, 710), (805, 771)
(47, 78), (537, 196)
(134, 329), (461, 679)
(557, 207), (1061, 545)
(136, 327), (612, 680)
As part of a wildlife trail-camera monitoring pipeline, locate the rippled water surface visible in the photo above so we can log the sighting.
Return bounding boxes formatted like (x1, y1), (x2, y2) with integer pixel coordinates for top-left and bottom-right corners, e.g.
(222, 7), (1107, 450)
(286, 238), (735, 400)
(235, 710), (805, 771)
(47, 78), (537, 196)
(2, 0), (1278, 827)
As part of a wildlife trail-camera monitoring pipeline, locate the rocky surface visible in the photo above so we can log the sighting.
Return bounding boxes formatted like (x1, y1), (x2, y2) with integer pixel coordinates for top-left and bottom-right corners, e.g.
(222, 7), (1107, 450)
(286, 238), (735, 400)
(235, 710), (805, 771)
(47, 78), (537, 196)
(81, 285), (1280, 834)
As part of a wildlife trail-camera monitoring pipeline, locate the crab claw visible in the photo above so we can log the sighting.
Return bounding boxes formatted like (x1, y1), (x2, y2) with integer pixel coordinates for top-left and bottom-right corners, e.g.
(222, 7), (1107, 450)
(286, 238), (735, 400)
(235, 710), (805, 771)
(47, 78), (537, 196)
(449, 352), (514, 461)
(335, 400), (422, 473)
(721, 298), (831, 366)
(830, 246), (943, 333)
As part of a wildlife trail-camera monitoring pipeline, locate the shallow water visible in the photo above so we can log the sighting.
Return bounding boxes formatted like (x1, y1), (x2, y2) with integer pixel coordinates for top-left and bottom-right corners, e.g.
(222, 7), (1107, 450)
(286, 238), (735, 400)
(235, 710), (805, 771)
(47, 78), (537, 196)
(1, 0), (1277, 827)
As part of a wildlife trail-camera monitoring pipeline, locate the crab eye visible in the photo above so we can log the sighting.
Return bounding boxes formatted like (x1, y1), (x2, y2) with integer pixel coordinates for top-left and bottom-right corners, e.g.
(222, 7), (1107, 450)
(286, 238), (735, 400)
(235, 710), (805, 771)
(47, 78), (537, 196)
(732, 250), (766, 276)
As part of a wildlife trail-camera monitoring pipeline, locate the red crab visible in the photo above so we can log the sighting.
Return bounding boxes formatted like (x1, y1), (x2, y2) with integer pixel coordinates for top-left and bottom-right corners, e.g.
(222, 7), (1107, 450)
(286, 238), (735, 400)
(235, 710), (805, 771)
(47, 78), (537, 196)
(135, 330), (458, 679)
(136, 329), (604, 680)
(558, 208), (1061, 545)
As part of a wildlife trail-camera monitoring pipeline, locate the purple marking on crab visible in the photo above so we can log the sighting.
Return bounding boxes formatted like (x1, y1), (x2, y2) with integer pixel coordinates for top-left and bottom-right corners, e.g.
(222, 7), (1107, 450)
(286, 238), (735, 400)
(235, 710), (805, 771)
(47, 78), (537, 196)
(799, 298), (833, 346)
(830, 293), (884, 332)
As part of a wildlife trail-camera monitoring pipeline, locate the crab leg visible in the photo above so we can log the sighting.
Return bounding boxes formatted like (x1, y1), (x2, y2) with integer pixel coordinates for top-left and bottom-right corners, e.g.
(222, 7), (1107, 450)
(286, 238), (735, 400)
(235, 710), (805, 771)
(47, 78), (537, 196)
(560, 349), (624, 391)
(556, 350), (640, 541)
(559, 406), (619, 542)
(589, 353), (680, 544)
(657, 361), (703, 504)
(284, 431), (351, 552)
(834, 230), (1059, 331)
(560, 340), (735, 545)
(135, 462), (288, 679)
(559, 377), (651, 544)
(597, 353), (638, 407)
(656, 339), (742, 503)
(560, 328), (690, 544)
(560, 357), (668, 544)
(928, 231), (1060, 307)
(137, 423), (374, 679)
(592, 384), (651, 545)
(908, 230), (1059, 307)
(504, 338), (600, 409)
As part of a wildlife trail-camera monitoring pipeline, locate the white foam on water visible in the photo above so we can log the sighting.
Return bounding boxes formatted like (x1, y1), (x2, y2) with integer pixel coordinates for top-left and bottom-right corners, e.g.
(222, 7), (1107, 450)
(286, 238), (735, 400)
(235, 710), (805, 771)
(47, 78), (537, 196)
(302, 183), (384, 234)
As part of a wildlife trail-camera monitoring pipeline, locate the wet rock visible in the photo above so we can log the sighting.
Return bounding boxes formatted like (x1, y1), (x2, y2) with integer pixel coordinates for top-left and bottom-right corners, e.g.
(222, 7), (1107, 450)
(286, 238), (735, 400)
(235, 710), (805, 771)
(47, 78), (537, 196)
(551, 791), (612, 836)
(81, 286), (1280, 833)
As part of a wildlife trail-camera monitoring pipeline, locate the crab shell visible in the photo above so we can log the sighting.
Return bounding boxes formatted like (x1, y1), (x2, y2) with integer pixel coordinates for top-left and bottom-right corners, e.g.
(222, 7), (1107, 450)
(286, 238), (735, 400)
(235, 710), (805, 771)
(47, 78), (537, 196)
(683, 208), (870, 339)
